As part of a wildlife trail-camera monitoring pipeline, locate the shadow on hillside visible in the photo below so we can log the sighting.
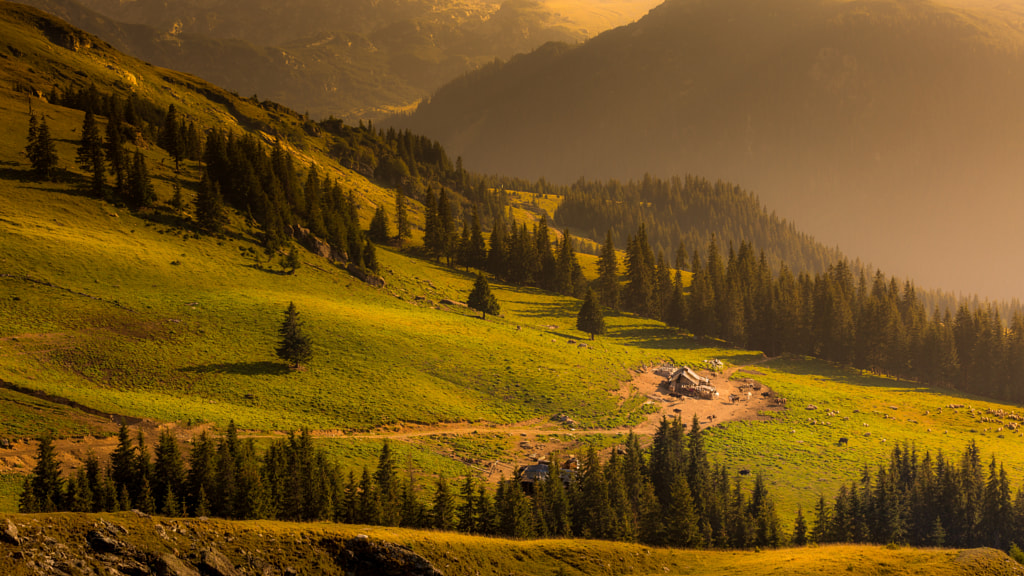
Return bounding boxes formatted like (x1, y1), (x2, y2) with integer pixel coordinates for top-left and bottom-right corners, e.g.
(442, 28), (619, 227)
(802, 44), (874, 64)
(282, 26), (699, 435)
(244, 264), (290, 275)
(504, 297), (581, 319)
(610, 325), (701, 350)
(0, 165), (37, 183)
(180, 361), (291, 376)
(768, 356), (932, 393)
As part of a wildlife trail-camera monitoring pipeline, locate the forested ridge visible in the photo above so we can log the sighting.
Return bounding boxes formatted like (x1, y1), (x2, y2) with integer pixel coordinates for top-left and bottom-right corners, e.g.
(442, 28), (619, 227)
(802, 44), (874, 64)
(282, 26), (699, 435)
(553, 175), (840, 274)
(18, 419), (786, 549)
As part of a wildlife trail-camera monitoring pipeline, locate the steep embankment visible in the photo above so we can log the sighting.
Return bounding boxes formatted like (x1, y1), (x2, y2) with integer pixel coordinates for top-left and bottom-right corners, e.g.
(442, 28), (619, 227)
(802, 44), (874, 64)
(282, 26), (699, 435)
(1, 512), (1020, 576)
(399, 0), (1024, 299)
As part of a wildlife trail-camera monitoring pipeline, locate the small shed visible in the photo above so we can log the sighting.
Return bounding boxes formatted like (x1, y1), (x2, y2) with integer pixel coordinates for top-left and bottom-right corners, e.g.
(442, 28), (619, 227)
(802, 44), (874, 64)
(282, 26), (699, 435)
(517, 462), (576, 495)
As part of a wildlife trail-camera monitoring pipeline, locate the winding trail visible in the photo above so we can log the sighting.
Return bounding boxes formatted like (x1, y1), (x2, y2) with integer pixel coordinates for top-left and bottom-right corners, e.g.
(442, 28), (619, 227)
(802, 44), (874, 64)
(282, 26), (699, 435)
(0, 357), (782, 477)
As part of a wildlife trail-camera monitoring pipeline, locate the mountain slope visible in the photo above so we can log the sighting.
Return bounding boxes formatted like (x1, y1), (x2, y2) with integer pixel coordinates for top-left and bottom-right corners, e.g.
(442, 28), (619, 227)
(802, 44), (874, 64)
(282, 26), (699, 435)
(18, 0), (660, 119)
(399, 0), (1024, 300)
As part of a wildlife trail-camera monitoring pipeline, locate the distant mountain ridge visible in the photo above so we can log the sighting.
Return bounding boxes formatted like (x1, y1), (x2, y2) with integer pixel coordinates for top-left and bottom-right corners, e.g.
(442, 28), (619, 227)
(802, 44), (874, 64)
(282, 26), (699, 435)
(16, 0), (659, 119)
(398, 0), (1024, 300)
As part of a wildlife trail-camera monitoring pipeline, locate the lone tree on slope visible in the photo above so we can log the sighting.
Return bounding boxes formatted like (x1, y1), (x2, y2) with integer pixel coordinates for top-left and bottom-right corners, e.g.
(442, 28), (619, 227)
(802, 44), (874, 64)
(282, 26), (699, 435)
(276, 302), (313, 369)
(467, 274), (500, 320)
(576, 288), (606, 340)
(26, 112), (59, 181)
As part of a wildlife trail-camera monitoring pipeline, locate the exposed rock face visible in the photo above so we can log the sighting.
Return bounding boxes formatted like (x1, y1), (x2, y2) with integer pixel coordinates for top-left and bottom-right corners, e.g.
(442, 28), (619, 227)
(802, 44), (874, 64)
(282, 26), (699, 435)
(198, 548), (239, 576)
(1, 515), (444, 576)
(346, 263), (385, 288)
(151, 553), (201, 576)
(332, 536), (443, 576)
(1, 518), (19, 546)
(288, 225), (342, 262)
(86, 529), (130, 554)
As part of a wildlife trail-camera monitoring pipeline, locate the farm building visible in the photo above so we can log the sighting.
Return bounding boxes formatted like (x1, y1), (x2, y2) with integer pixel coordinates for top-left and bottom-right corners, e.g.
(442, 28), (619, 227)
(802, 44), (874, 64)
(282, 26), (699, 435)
(517, 461), (577, 495)
(663, 366), (717, 399)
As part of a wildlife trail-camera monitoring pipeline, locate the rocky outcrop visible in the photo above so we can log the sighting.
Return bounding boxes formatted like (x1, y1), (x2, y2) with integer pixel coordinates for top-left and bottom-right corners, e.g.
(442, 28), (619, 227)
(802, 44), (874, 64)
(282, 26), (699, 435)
(1, 518), (19, 546)
(287, 225), (343, 262)
(331, 536), (443, 576)
(198, 548), (238, 576)
(151, 553), (201, 576)
(0, 515), (444, 576)
(346, 263), (385, 288)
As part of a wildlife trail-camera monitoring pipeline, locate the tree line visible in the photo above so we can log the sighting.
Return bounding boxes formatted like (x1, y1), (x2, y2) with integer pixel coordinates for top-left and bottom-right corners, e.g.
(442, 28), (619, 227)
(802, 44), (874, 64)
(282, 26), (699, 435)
(593, 227), (1024, 406)
(26, 83), (511, 276)
(421, 203), (588, 298)
(804, 442), (1024, 551)
(19, 417), (785, 549)
(552, 174), (840, 275)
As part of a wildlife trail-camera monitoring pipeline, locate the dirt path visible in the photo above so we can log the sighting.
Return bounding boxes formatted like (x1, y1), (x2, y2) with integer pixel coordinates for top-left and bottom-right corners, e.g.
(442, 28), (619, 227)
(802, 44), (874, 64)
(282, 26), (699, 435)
(0, 358), (782, 478)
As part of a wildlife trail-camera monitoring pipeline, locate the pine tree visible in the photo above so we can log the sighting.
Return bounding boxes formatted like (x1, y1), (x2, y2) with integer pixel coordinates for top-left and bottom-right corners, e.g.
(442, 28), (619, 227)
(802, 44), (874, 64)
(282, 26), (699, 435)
(675, 240), (689, 271)
(437, 190), (455, 264)
(395, 188), (411, 249)
(369, 204), (390, 243)
(137, 476), (156, 514)
(793, 504), (808, 545)
(624, 224), (655, 317)
(432, 474), (457, 530)
(665, 270), (687, 329)
(457, 475), (477, 533)
(26, 113), (59, 181)
(467, 208), (488, 270)
(169, 179), (184, 215)
(160, 104), (183, 172)
(76, 110), (105, 196)
(467, 274), (500, 320)
(485, 211), (508, 278)
(476, 484), (498, 535)
(400, 459), (424, 528)
(575, 446), (613, 539)
(375, 441), (401, 526)
(110, 423), (135, 501)
(663, 474), (699, 548)
(105, 106), (126, 198)
(576, 288), (606, 340)
(20, 434), (63, 512)
(194, 486), (211, 517)
(127, 150), (155, 209)
(423, 187), (440, 259)
(596, 230), (620, 310)
(283, 247), (301, 274)
(929, 515), (946, 547)
(554, 230), (579, 296)
(275, 302), (313, 368)
(153, 430), (186, 516)
(456, 220), (473, 270)
(195, 173), (227, 233)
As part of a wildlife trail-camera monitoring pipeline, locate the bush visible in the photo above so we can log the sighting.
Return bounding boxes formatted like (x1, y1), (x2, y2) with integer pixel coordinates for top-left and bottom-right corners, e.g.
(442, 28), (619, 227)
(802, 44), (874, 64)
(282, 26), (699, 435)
(1009, 543), (1024, 565)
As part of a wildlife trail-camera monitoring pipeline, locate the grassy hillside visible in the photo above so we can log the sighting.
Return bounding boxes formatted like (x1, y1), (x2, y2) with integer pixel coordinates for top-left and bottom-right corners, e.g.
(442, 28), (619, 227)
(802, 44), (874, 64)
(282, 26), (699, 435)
(0, 512), (1019, 576)
(0, 0), (734, 436)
